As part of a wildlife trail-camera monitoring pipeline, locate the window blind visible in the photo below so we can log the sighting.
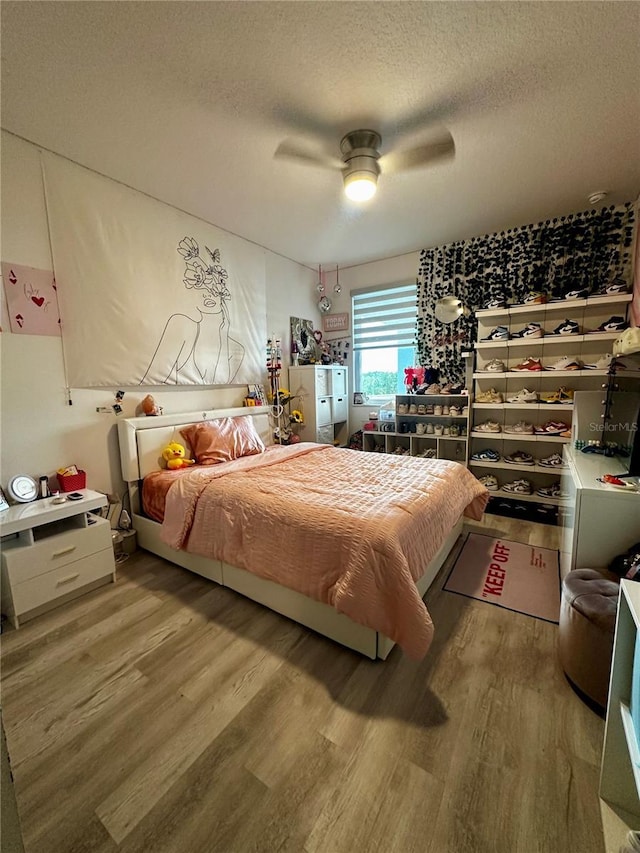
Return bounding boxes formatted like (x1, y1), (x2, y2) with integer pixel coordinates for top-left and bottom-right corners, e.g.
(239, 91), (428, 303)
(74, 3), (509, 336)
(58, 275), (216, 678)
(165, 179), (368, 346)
(352, 283), (417, 350)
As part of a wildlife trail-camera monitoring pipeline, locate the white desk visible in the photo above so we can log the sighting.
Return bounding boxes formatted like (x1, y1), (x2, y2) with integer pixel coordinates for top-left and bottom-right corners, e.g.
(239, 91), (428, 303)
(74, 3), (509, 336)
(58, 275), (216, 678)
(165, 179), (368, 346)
(559, 447), (640, 579)
(0, 490), (116, 628)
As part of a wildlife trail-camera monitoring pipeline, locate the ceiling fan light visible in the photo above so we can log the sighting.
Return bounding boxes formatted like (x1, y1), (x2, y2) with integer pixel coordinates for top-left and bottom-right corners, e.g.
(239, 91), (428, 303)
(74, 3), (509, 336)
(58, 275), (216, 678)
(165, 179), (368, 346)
(344, 173), (377, 202)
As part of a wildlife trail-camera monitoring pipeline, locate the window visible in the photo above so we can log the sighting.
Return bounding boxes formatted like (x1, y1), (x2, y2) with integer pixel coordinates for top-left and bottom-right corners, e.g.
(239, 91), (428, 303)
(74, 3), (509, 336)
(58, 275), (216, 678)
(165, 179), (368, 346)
(352, 283), (417, 400)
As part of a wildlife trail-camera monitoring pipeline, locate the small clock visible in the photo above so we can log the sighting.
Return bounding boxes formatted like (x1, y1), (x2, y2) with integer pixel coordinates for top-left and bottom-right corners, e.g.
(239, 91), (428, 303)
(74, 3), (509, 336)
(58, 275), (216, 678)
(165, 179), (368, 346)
(7, 475), (38, 503)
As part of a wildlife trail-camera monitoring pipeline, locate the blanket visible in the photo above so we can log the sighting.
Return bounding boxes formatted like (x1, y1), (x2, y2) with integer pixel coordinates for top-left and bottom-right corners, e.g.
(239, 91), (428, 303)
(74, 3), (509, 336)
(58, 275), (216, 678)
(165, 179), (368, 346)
(161, 444), (488, 659)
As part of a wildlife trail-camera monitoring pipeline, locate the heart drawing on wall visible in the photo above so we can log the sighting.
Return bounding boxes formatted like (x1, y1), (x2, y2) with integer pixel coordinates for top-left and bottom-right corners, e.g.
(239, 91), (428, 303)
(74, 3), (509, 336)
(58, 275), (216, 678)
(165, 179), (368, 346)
(31, 296), (45, 307)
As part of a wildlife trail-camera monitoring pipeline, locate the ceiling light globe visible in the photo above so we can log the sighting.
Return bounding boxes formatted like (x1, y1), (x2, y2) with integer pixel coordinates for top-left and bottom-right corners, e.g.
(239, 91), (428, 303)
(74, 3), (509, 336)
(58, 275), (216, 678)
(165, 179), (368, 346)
(344, 175), (377, 202)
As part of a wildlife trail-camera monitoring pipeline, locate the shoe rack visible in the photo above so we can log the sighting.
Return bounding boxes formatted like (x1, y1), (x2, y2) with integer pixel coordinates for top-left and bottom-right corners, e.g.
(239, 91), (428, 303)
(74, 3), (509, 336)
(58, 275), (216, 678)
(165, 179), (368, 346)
(470, 293), (632, 518)
(362, 356), (473, 464)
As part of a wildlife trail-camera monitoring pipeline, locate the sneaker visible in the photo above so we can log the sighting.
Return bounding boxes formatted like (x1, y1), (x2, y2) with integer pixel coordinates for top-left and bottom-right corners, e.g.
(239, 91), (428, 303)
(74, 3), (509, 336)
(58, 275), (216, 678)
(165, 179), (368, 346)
(449, 405), (460, 416)
(471, 448), (501, 462)
(504, 450), (534, 465)
(583, 353), (613, 370)
(550, 319), (580, 336)
(541, 387), (574, 404)
(591, 279), (630, 297)
(485, 296), (507, 309)
(482, 326), (510, 341)
(538, 453), (566, 468)
(479, 475), (499, 491)
(475, 420), (502, 433)
(587, 316), (628, 333)
(511, 357), (543, 372)
(563, 288), (589, 301)
(544, 356), (581, 371)
(476, 388), (504, 403)
(520, 291), (547, 305)
(425, 383), (441, 394)
(534, 420), (570, 435)
(536, 482), (562, 497)
(504, 421), (535, 435)
(511, 323), (544, 339)
(503, 478), (533, 494)
(506, 388), (538, 403)
(434, 425), (444, 436)
(482, 359), (506, 373)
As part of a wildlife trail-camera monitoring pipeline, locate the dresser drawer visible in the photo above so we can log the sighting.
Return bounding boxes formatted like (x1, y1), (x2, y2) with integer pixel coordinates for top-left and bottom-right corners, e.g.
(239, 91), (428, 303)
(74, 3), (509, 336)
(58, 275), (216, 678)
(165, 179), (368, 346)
(11, 548), (115, 616)
(2, 517), (112, 583)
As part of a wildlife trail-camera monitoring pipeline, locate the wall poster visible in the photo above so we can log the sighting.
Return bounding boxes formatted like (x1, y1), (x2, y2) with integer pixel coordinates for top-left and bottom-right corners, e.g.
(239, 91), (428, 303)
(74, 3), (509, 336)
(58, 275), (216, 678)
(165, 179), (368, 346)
(42, 153), (266, 387)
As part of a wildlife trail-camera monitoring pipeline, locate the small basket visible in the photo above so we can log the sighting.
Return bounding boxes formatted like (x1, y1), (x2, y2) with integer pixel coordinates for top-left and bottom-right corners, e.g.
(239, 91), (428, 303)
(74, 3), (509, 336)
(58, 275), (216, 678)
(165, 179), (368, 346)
(58, 470), (87, 492)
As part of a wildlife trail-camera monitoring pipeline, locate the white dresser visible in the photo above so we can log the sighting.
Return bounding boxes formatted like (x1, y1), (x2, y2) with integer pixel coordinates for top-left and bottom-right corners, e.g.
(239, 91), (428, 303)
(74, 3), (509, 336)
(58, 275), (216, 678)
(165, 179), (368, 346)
(0, 489), (116, 628)
(559, 446), (640, 579)
(288, 364), (349, 445)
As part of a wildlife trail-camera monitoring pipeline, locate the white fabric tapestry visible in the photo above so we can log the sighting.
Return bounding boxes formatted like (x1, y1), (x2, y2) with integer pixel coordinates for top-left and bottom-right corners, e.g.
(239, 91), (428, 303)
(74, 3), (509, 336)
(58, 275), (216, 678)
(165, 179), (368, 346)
(42, 153), (266, 387)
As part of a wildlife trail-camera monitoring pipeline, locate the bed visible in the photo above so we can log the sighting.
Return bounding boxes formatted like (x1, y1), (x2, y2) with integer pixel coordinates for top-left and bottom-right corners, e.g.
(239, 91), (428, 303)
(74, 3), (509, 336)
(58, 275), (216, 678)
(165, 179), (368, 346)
(118, 407), (488, 660)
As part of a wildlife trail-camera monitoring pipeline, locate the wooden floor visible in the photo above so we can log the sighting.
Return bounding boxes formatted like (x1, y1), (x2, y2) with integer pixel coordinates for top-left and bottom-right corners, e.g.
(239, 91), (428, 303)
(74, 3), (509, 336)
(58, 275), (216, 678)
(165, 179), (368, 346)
(0, 516), (606, 853)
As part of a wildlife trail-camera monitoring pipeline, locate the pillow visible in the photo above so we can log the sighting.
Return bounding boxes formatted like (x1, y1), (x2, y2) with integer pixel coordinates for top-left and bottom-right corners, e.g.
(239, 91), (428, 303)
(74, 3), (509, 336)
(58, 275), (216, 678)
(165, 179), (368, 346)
(180, 416), (265, 465)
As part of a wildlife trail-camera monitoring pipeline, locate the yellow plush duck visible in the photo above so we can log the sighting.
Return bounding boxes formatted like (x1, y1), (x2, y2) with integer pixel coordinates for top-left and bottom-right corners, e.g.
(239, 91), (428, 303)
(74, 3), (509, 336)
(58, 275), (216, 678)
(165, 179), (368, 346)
(162, 442), (196, 470)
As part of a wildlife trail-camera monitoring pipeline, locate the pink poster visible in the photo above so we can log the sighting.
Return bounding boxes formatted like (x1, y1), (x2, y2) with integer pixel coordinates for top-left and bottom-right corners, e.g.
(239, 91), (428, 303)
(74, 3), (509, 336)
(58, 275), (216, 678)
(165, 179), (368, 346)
(1, 262), (61, 335)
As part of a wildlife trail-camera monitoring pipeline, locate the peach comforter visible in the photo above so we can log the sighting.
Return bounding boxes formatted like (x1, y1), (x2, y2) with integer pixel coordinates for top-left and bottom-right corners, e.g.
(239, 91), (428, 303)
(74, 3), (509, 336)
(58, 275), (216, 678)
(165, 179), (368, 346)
(161, 443), (488, 659)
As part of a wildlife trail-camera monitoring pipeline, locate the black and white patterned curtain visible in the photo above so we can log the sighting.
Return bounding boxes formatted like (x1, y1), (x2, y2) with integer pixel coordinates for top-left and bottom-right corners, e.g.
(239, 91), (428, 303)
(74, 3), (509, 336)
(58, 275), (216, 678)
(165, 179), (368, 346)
(417, 203), (636, 384)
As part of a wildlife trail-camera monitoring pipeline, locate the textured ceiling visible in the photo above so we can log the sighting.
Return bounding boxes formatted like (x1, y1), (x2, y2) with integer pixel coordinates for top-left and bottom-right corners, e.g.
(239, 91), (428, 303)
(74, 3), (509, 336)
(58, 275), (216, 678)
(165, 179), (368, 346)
(2, 1), (639, 268)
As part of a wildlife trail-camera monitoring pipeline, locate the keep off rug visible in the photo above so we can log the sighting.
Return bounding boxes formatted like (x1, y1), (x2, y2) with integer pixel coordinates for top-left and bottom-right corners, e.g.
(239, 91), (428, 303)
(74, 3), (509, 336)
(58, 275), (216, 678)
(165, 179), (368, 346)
(444, 533), (561, 623)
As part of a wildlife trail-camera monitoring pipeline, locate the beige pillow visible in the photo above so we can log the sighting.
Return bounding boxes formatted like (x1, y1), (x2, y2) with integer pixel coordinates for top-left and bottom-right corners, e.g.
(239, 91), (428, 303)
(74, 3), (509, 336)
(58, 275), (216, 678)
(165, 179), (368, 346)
(181, 416), (265, 465)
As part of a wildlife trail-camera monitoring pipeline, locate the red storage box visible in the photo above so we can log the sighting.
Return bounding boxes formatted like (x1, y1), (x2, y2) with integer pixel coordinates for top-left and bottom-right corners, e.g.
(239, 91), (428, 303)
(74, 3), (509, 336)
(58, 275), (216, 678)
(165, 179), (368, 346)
(58, 470), (87, 492)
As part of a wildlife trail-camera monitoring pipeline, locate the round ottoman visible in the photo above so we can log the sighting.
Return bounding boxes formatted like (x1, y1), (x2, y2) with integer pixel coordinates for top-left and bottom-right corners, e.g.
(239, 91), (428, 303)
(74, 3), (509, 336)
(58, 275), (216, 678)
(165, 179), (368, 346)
(558, 569), (620, 710)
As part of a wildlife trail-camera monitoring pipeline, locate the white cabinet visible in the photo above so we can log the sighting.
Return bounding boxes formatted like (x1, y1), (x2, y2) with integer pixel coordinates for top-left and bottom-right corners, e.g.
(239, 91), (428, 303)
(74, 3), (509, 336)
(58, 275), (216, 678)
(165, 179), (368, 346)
(0, 489), (116, 628)
(559, 446), (640, 579)
(288, 365), (349, 446)
(471, 294), (633, 517)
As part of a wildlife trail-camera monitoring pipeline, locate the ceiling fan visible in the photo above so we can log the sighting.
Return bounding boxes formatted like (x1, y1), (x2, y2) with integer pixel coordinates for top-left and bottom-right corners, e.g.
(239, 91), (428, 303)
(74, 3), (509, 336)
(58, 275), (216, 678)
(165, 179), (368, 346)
(274, 128), (455, 201)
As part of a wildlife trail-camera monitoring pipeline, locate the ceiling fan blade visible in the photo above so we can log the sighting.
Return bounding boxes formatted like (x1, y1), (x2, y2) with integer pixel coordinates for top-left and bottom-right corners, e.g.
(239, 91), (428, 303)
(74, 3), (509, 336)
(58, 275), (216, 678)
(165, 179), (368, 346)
(380, 133), (455, 175)
(274, 138), (345, 171)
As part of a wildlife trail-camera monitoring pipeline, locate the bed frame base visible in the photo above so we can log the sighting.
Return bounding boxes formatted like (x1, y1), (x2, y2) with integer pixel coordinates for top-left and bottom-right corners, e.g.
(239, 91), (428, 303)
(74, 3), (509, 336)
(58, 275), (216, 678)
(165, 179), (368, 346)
(132, 512), (463, 660)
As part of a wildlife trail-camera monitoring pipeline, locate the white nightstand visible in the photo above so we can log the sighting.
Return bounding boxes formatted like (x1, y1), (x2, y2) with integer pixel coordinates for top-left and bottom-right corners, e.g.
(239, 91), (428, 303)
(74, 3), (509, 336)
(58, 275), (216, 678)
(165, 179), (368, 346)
(0, 489), (116, 628)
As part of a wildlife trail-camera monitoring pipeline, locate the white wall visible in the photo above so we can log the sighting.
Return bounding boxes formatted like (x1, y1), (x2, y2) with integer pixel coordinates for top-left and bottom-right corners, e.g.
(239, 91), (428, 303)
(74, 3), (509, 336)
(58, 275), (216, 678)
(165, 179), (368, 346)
(0, 132), (319, 496)
(321, 255), (421, 434)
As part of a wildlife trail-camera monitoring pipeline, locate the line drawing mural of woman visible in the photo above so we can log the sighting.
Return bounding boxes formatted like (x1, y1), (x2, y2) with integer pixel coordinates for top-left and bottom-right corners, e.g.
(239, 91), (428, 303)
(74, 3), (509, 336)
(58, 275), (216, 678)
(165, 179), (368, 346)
(140, 237), (245, 385)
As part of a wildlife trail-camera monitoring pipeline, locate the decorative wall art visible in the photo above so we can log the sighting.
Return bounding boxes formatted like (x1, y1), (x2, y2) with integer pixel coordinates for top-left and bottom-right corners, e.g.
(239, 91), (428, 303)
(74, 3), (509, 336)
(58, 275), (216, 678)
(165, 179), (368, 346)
(41, 152), (266, 387)
(417, 203), (636, 383)
(290, 316), (317, 365)
(1, 262), (60, 336)
(322, 312), (349, 333)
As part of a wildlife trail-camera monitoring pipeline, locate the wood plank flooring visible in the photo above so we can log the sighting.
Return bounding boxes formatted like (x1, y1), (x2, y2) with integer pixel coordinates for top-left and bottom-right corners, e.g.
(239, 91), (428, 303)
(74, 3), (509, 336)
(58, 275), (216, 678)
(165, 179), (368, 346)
(0, 517), (606, 853)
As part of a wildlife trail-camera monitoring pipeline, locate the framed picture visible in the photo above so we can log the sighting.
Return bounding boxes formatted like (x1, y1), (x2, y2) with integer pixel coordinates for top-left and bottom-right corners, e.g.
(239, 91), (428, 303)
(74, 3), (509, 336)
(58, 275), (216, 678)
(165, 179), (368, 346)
(0, 486), (9, 513)
(353, 392), (364, 405)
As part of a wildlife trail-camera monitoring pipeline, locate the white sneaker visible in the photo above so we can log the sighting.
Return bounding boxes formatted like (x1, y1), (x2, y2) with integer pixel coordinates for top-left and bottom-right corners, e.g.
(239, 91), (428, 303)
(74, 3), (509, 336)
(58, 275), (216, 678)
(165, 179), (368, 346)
(479, 475), (499, 491)
(482, 359), (506, 372)
(503, 478), (533, 494)
(583, 353), (613, 370)
(506, 388), (538, 403)
(544, 355), (582, 371)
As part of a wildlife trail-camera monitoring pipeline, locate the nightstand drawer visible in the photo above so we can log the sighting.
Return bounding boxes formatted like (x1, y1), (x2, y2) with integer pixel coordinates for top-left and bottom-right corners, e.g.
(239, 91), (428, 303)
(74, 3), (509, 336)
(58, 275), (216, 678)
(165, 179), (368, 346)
(11, 548), (115, 615)
(2, 517), (112, 583)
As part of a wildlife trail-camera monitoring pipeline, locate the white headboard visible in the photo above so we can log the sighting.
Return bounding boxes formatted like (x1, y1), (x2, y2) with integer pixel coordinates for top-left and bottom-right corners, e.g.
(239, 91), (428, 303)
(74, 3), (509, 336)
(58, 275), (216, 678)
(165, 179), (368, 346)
(117, 406), (273, 482)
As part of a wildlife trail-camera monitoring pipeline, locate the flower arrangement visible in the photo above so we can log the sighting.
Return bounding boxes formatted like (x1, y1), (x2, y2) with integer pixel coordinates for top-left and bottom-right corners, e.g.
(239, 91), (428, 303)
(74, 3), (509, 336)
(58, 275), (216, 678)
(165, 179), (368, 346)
(289, 409), (304, 424)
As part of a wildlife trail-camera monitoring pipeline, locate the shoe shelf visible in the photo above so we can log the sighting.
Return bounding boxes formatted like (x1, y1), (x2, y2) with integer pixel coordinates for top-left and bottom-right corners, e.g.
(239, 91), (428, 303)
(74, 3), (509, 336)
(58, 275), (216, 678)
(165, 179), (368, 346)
(475, 294), (632, 319)
(487, 489), (565, 506)
(473, 369), (613, 379)
(470, 459), (568, 475)
(470, 432), (569, 442)
(474, 402), (574, 411)
(475, 332), (620, 349)
(470, 295), (634, 526)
